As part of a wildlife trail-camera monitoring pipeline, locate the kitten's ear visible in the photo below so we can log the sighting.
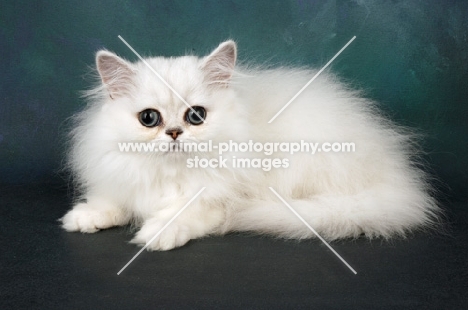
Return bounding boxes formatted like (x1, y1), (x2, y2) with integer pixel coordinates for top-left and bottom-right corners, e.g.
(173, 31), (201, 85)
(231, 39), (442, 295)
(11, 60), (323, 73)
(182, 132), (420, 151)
(201, 40), (237, 87)
(96, 50), (135, 99)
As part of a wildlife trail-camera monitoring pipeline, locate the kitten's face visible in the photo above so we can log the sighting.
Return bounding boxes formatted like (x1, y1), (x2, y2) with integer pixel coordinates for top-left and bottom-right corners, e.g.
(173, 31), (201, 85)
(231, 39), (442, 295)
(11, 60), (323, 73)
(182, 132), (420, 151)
(128, 57), (213, 145)
(95, 41), (248, 155)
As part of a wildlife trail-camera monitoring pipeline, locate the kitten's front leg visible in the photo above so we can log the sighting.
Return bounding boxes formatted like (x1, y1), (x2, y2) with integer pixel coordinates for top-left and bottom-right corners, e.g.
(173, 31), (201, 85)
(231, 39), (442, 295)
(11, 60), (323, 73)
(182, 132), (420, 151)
(61, 197), (130, 233)
(130, 204), (224, 251)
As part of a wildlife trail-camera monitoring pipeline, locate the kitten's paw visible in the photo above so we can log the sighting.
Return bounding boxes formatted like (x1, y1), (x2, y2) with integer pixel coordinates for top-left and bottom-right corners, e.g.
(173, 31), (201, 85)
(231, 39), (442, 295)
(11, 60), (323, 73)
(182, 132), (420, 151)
(130, 220), (191, 251)
(61, 202), (127, 233)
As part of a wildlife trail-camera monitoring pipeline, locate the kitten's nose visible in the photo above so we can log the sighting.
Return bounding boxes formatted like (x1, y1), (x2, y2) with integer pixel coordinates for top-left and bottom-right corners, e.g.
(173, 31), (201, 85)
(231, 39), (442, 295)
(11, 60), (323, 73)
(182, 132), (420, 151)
(165, 127), (184, 140)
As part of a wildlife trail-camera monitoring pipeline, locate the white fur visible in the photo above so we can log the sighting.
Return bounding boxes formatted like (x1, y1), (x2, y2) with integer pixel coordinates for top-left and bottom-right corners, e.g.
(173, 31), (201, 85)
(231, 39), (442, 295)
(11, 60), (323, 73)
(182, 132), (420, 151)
(61, 41), (439, 250)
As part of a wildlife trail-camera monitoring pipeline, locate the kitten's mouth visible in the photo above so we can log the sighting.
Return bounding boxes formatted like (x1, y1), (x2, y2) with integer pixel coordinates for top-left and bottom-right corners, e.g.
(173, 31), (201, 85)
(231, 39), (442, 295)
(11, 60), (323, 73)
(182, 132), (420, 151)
(147, 140), (199, 156)
(163, 141), (188, 155)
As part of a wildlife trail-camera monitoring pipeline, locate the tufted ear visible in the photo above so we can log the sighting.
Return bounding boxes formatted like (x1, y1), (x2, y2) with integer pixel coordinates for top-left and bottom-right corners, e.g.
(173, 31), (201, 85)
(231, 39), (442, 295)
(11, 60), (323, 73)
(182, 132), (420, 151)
(96, 51), (135, 99)
(201, 40), (237, 87)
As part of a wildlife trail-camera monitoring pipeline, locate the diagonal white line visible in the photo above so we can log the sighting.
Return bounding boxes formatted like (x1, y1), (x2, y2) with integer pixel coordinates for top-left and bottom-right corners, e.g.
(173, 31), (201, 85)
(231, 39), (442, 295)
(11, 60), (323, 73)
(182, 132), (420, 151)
(117, 187), (206, 275)
(117, 35), (206, 123)
(268, 36), (356, 123)
(268, 187), (357, 274)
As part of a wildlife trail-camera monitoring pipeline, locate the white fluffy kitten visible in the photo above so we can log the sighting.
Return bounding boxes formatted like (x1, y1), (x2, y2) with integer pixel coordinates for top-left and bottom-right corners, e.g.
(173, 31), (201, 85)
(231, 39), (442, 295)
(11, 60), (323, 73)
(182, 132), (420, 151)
(61, 40), (439, 250)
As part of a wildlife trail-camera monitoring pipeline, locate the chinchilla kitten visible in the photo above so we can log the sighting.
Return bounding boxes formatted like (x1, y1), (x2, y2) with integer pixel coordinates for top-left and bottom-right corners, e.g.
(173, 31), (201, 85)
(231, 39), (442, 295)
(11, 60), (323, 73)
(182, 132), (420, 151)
(61, 40), (439, 251)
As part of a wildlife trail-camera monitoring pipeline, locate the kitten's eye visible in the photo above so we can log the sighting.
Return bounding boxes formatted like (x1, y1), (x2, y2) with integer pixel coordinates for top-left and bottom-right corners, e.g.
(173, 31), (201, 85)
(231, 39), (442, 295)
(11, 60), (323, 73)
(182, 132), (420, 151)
(185, 106), (206, 125)
(139, 109), (161, 127)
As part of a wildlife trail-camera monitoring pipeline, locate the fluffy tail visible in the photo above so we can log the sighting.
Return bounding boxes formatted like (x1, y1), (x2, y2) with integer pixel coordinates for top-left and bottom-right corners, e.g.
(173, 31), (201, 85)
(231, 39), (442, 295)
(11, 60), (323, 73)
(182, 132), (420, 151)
(225, 186), (440, 240)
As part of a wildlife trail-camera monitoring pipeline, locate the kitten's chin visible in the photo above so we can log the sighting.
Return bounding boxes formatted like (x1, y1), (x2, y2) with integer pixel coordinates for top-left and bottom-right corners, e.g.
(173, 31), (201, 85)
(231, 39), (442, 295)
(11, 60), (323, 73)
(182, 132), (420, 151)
(162, 150), (189, 158)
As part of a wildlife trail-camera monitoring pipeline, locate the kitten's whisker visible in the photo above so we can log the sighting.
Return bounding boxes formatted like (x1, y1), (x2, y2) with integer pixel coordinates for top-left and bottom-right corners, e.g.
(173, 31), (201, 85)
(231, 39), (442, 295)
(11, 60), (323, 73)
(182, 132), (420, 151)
(117, 35), (206, 124)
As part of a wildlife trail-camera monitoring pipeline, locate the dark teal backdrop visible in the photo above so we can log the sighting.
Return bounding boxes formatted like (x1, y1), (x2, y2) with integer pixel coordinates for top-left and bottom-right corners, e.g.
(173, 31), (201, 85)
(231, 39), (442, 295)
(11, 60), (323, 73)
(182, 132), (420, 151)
(1, 0), (467, 201)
